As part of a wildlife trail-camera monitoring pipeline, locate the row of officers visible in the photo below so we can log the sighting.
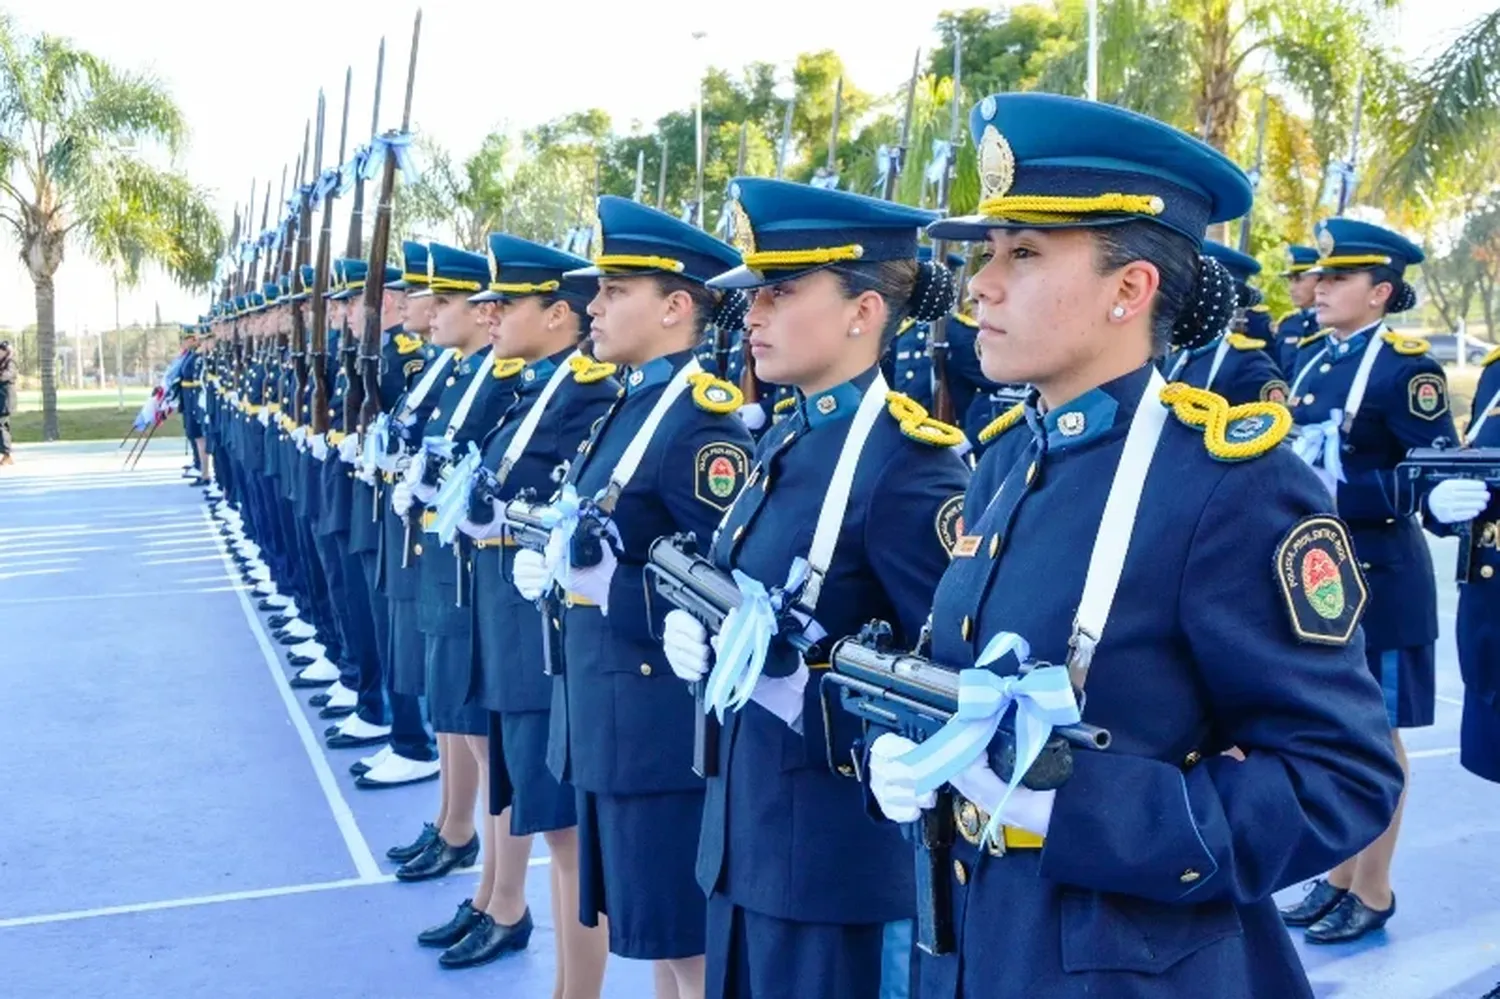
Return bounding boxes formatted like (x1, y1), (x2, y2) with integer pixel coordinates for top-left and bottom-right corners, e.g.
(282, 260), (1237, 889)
(178, 91), (1498, 999)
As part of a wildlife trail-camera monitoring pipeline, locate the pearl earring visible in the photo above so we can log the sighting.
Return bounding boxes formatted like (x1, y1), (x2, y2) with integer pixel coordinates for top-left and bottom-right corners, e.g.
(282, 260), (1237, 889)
(1111, 305), (1126, 319)
(850, 327), (862, 337)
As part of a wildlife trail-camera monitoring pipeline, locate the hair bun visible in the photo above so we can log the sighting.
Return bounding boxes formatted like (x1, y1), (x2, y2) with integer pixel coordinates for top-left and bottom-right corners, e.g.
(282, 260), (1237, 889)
(711, 288), (751, 334)
(908, 259), (956, 324)
(1389, 281), (1417, 314)
(1238, 284), (1263, 310)
(1170, 255), (1237, 350)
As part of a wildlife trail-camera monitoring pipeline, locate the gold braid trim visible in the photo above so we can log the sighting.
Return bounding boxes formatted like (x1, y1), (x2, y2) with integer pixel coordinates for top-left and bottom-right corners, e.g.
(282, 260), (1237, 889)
(491, 357), (526, 379)
(977, 403), (1025, 444)
(886, 392), (964, 448)
(1159, 382), (1292, 461)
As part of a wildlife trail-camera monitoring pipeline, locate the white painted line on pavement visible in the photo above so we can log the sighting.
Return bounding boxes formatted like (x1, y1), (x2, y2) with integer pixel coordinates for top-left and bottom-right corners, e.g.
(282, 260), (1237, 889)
(1408, 747), (1460, 760)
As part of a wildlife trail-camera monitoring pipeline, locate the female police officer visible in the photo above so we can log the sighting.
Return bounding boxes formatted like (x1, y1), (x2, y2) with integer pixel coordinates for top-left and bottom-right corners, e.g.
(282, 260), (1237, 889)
(659, 178), (970, 999)
(510, 197), (754, 999)
(865, 92), (1403, 999)
(1277, 218), (1459, 942)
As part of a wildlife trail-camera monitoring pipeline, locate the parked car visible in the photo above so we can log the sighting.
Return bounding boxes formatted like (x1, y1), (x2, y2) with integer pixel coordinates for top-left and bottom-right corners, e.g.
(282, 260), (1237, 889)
(1423, 333), (1493, 364)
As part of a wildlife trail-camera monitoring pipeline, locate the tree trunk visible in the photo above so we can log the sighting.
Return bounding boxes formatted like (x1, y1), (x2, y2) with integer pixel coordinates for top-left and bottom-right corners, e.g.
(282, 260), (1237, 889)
(34, 272), (60, 442)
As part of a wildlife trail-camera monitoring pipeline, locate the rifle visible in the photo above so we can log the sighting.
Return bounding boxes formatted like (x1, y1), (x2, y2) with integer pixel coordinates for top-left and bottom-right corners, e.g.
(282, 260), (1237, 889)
(359, 11), (423, 434)
(1398, 444), (1500, 582)
(262, 169), (281, 288)
(501, 489), (570, 678)
(879, 49), (921, 202)
(292, 98), (323, 430)
(311, 73), (352, 437)
(925, 40), (965, 424)
(344, 37), (385, 434)
(269, 141), (306, 416)
(822, 620), (1111, 956)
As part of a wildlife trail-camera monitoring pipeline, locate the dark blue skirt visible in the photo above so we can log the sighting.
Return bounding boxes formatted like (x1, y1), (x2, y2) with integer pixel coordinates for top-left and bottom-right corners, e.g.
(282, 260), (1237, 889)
(705, 891), (895, 999)
(488, 710), (576, 834)
(1366, 644), (1435, 729)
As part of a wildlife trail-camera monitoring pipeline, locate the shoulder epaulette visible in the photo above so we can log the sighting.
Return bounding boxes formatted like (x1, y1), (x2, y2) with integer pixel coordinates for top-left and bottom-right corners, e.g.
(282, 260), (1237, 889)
(1297, 329), (1330, 349)
(1249, 303), (1270, 314)
(1381, 332), (1430, 356)
(951, 312), (979, 328)
(1226, 333), (1268, 351)
(687, 372), (743, 414)
(569, 354), (617, 384)
(1158, 382), (1291, 462)
(1481, 345), (1500, 367)
(773, 395), (797, 415)
(491, 357), (525, 379)
(885, 392), (964, 447)
(395, 332), (423, 355)
(977, 403), (1026, 444)
(897, 317), (917, 335)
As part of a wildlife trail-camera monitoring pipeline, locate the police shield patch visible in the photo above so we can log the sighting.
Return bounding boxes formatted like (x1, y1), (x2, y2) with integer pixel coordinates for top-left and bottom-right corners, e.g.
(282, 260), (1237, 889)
(1408, 373), (1448, 420)
(695, 443), (748, 511)
(935, 495), (965, 555)
(1275, 516), (1367, 646)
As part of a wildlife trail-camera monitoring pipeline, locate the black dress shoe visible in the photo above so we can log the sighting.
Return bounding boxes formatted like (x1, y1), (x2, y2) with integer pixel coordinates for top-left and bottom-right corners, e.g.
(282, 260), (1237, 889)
(439, 909), (534, 968)
(1280, 879), (1347, 927)
(288, 654), (317, 667)
(350, 759), (374, 777)
(396, 834), (479, 882)
(289, 674), (334, 689)
(1305, 892), (1396, 944)
(268, 614), (295, 630)
(309, 691), (333, 707)
(319, 704), (356, 720)
(388, 823), (438, 862)
(419, 899), (483, 948)
(257, 599), (286, 612)
(327, 729), (388, 750)
(279, 633), (310, 647)
(272, 628), (291, 641)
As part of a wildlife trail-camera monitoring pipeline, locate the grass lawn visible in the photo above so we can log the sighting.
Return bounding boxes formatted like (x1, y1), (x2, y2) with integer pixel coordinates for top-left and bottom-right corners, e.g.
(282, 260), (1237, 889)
(14, 387), (152, 411)
(8, 407), (186, 444)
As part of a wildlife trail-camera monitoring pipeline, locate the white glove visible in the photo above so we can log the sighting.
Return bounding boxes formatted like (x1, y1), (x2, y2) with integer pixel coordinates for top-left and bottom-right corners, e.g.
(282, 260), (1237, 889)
(664, 610), (711, 682)
(293, 425), (309, 449)
(310, 434), (329, 461)
(391, 476), (414, 516)
(1428, 478), (1491, 524)
(257, 408), (271, 427)
(411, 457), (442, 503)
(948, 756), (1056, 838)
(736, 403), (767, 432)
(565, 539), (617, 613)
(867, 733), (936, 824)
(749, 662), (809, 732)
(513, 548), (550, 601)
(338, 433), (361, 464)
(357, 462), (377, 485)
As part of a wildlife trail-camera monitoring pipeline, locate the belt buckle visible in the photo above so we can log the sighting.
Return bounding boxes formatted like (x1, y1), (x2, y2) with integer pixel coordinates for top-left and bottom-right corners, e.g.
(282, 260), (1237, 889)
(952, 796), (1006, 857)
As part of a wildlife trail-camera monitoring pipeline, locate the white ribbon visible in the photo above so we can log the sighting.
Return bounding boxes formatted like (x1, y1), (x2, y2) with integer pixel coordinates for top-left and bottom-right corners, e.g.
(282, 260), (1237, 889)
(1291, 411), (1346, 483)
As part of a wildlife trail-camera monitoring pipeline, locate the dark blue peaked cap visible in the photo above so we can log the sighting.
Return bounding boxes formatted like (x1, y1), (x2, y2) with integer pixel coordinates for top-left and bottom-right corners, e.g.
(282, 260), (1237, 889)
(1284, 245), (1319, 276)
(411, 242), (489, 298)
(709, 177), (937, 290)
(929, 92), (1252, 244)
(471, 233), (593, 304)
(565, 196), (741, 285)
(1312, 218), (1424, 274)
(387, 240), (429, 290)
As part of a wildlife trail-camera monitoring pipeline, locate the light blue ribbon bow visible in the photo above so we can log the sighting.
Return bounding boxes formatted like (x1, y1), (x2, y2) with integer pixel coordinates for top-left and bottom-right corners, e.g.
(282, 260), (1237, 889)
(337, 145), (371, 196)
(538, 485), (585, 589)
(1291, 410), (1345, 483)
(896, 631), (1080, 846)
(432, 444), (481, 542)
(362, 132), (419, 182)
(925, 140), (952, 186)
(363, 413), (389, 471)
(872, 145), (895, 194)
(702, 559), (810, 720)
(312, 167), (341, 207)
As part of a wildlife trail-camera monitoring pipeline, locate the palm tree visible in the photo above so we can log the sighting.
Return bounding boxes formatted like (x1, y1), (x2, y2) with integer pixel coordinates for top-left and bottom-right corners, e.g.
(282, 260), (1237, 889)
(0, 20), (220, 440)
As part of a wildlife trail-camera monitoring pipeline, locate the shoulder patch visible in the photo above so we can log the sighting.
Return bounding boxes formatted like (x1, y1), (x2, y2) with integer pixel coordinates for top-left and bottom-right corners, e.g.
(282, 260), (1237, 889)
(951, 312), (980, 328)
(1381, 332), (1430, 356)
(694, 442), (749, 511)
(1159, 382), (1292, 461)
(1275, 515), (1367, 646)
(687, 373), (744, 414)
(886, 392), (964, 448)
(403, 358), (425, 379)
(491, 356), (526, 380)
(1297, 329), (1330, 349)
(395, 333), (423, 355)
(935, 494), (965, 556)
(1260, 379), (1290, 404)
(1481, 345), (1500, 367)
(1227, 333), (1267, 351)
(977, 403), (1026, 445)
(1407, 372), (1449, 420)
(773, 395), (797, 415)
(570, 355), (618, 384)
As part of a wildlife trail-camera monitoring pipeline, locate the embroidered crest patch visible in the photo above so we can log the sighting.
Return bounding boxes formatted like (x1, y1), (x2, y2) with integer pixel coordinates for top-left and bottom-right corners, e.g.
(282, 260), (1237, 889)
(695, 443), (749, 511)
(979, 125), (1016, 202)
(1408, 373), (1448, 419)
(1275, 516), (1367, 646)
(403, 359), (425, 379)
(935, 495), (965, 555)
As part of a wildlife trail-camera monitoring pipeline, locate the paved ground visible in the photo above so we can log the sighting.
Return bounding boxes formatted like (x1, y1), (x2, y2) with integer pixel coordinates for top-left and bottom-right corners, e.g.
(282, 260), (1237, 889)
(0, 439), (1495, 998)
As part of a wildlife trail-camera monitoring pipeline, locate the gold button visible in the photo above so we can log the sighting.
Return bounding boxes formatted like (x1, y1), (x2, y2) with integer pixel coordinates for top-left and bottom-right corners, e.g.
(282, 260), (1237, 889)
(445, 377), (456, 387)
(1180, 869), (1201, 884)
(1319, 363), (1332, 373)
(1482, 566), (1495, 580)
(413, 543), (423, 556)
(1302, 394), (1314, 405)
(988, 535), (1000, 558)
(961, 616), (971, 640)
(1025, 462), (1037, 485)
(953, 859), (968, 886)
(639, 663), (652, 676)
(1183, 750), (1202, 768)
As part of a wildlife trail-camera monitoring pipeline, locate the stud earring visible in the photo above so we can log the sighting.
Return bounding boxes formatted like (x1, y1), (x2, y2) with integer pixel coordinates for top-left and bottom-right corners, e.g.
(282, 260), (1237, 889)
(850, 327), (862, 337)
(1111, 305), (1126, 319)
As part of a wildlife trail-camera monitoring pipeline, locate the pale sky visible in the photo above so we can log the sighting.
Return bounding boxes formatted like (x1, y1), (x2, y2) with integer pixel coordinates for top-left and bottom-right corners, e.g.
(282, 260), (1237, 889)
(0, 0), (1492, 335)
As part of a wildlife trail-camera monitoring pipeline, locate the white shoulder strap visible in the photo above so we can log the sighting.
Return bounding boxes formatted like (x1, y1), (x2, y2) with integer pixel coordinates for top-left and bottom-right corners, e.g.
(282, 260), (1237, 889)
(1205, 336), (1233, 391)
(497, 350), (583, 483)
(1288, 346), (1329, 398)
(599, 358), (702, 511)
(800, 372), (890, 613)
(1342, 330), (1386, 428)
(398, 348), (457, 422)
(1068, 368), (1169, 688)
(1467, 382), (1500, 444)
(442, 351), (496, 440)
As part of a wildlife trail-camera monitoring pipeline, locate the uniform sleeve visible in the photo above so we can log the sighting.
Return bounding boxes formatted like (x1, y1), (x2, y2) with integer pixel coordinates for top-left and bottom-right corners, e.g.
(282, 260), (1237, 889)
(607, 412), (754, 643)
(1338, 356), (1460, 521)
(1038, 452), (1403, 905)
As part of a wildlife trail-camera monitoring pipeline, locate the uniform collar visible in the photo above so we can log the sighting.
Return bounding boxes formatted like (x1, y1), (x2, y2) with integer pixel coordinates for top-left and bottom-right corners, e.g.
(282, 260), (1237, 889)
(520, 346), (574, 393)
(624, 348), (695, 396)
(1027, 363), (1152, 452)
(799, 366), (879, 429)
(455, 343), (492, 376)
(1329, 320), (1382, 360)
